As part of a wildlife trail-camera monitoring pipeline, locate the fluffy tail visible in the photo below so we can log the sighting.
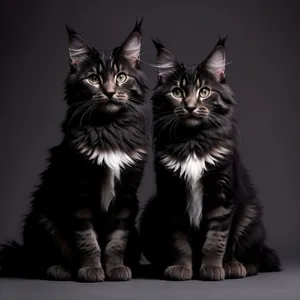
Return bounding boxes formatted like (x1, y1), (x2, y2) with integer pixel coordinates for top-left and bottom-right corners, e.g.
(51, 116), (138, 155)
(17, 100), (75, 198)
(0, 240), (38, 278)
(259, 245), (281, 272)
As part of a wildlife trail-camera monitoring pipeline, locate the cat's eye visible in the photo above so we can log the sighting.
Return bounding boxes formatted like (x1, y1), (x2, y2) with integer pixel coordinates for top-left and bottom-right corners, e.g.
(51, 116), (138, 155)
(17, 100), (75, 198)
(199, 87), (211, 98)
(171, 87), (184, 99)
(116, 72), (128, 83)
(87, 74), (100, 85)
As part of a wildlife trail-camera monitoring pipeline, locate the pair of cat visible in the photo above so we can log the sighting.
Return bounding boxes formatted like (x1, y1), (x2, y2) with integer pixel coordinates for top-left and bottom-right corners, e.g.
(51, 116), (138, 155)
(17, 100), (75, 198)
(0, 20), (281, 282)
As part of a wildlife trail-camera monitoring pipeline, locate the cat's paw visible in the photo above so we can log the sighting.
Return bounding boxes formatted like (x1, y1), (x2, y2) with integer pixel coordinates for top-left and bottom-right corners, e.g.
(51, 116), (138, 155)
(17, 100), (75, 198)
(46, 265), (72, 281)
(199, 265), (225, 281)
(164, 265), (193, 281)
(77, 266), (105, 282)
(106, 266), (132, 281)
(224, 261), (247, 279)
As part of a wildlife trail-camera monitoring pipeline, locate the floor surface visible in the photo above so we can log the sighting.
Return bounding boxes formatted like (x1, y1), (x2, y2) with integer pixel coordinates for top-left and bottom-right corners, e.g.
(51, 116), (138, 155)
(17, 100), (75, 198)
(1, 262), (299, 300)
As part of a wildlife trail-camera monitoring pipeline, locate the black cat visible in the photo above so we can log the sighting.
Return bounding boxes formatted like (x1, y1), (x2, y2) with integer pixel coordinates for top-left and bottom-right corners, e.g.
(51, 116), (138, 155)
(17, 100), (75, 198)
(0, 21), (148, 282)
(140, 38), (281, 281)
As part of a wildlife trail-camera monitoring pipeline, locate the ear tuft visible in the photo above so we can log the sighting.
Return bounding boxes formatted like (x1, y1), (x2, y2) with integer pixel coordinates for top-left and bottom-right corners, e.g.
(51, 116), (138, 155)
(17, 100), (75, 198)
(152, 37), (165, 50)
(65, 25), (77, 36)
(216, 35), (228, 48)
(133, 18), (143, 33)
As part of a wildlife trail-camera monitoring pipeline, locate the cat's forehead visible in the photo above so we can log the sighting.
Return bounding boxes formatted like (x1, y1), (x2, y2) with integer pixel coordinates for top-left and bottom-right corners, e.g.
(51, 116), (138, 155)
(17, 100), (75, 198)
(176, 68), (207, 87)
(97, 51), (118, 71)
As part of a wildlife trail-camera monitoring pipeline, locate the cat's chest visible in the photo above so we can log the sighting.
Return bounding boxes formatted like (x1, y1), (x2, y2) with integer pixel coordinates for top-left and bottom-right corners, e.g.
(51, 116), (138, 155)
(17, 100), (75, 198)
(160, 146), (230, 228)
(76, 143), (145, 211)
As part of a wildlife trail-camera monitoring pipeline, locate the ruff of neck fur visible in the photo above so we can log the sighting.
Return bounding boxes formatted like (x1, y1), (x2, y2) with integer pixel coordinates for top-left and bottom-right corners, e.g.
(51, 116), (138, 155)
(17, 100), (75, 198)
(77, 143), (145, 179)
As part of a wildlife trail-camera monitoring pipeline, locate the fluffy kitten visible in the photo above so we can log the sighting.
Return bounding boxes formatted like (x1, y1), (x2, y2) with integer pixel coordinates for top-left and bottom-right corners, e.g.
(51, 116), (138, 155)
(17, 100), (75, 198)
(0, 21), (148, 282)
(140, 38), (281, 281)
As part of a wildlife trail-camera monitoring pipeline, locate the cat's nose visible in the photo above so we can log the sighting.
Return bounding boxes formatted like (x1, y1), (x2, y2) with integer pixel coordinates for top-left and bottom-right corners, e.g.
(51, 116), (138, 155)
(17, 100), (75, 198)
(185, 106), (196, 113)
(103, 79), (116, 98)
(104, 91), (116, 98)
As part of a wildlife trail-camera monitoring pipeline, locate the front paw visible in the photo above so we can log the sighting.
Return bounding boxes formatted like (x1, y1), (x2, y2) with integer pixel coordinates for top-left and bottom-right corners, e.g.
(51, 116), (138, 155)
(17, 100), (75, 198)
(164, 265), (193, 281)
(224, 261), (247, 279)
(199, 265), (225, 281)
(77, 266), (105, 282)
(106, 266), (132, 281)
(46, 265), (72, 281)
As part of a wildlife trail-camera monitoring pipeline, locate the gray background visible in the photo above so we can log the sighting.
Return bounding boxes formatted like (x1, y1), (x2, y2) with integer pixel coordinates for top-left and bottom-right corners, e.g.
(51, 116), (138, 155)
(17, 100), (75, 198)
(0, 0), (300, 262)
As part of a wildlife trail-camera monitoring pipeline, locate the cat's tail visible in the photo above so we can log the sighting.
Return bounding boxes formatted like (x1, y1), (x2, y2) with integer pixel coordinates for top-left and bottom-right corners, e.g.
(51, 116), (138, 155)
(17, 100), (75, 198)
(259, 245), (282, 272)
(0, 240), (36, 278)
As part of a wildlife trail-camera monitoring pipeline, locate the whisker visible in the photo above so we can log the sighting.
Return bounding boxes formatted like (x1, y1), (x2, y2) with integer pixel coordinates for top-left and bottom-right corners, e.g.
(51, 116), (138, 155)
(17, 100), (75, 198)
(70, 99), (100, 107)
(67, 102), (93, 128)
(211, 112), (241, 139)
(88, 104), (97, 126)
(125, 101), (149, 131)
(79, 105), (95, 129)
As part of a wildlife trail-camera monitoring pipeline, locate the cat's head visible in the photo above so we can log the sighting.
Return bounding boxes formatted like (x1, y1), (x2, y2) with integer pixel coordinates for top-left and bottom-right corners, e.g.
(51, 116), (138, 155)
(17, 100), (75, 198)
(152, 37), (235, 129)
(65, 20), (146, 125)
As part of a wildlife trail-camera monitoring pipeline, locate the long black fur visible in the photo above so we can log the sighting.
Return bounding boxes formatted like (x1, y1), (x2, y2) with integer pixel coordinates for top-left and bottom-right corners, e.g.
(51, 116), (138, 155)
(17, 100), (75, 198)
(140, 37), (281, 281)
(0, 20), (148, 282)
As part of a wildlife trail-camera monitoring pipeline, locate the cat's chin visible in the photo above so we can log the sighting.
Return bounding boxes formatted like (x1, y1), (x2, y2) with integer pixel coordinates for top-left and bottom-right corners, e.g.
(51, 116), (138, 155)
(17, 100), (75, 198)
(99, 103), (123, 114)
(181, 116), (203, 127)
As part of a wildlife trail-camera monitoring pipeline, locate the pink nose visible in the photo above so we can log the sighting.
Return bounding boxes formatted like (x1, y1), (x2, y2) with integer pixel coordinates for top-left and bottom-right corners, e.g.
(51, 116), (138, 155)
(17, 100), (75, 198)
(103, 80), (116, 98)
(185, 106), (196, 112)
(104, 90), (115, 98)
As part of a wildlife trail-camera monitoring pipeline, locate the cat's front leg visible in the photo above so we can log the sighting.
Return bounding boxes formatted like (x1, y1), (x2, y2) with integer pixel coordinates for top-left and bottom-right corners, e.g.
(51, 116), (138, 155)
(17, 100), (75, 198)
(71, 209), (105, 282)
(104, 208), (134, 281)
(164, 231), (193, 281)
(104, 164), (145, 281)
(199, 176), (235, 281)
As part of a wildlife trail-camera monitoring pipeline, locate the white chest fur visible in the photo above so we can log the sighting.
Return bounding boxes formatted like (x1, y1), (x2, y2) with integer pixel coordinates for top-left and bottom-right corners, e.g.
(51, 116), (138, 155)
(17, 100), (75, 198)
(77, 143), (145, 211)
(161, 147), (230, 227)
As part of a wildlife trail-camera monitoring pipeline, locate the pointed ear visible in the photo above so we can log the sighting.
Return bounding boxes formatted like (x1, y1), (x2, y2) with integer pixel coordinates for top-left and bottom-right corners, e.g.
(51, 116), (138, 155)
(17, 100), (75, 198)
(119, 19), (143, 68)
(65, 25), (92, 68)
(200, 36), (227, 82)
(153, 39), (181, 82)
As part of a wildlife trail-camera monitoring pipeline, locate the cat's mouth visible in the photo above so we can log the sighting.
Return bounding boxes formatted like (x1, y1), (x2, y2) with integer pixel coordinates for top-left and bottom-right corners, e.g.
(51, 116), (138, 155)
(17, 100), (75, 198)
(92, 99), (123, 114)
(180, 110), (210, 126)
(183, 111), (209, 119)
(93, 95), (128, 114)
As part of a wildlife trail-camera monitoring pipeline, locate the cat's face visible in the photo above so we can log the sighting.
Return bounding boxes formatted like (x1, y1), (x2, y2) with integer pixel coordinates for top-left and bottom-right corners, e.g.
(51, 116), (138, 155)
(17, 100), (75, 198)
(152, 39), (235, 129)
(65, 21), (146, 123)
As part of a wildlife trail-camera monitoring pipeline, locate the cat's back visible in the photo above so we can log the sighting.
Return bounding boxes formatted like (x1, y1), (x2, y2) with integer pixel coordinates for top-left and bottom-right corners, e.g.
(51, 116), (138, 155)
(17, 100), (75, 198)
(231, 151), (258, 204)
(229, 150), (264, 235)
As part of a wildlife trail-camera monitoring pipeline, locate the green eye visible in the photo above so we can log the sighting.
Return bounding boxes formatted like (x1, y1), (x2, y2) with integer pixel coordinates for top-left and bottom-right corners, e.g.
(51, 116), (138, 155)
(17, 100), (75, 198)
(171, 88), (183, 99)
(116, 72), (128, 83)
(199, 87), (211, 98)
(88, 74), (100, 85)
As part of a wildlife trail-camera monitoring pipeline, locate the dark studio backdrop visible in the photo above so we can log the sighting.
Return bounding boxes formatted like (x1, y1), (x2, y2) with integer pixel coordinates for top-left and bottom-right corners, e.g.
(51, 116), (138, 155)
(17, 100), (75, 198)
(0, 0), (299, 261)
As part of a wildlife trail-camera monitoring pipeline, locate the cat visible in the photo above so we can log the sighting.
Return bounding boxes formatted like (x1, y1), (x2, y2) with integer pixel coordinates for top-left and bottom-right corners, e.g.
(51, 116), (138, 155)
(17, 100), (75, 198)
(139, 37), (281, 281)
(0, 20), (148, 282)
